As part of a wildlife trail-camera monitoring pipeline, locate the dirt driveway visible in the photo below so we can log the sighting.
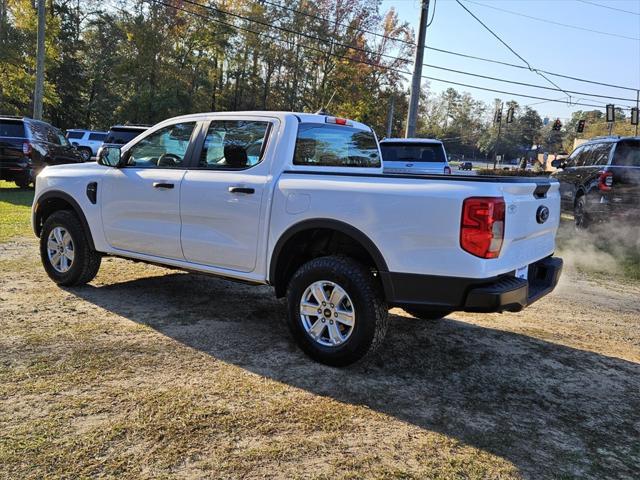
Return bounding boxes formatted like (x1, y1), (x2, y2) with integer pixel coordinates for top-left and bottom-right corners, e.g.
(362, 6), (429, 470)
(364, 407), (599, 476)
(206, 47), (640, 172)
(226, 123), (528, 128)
(1, 236), (639, 479)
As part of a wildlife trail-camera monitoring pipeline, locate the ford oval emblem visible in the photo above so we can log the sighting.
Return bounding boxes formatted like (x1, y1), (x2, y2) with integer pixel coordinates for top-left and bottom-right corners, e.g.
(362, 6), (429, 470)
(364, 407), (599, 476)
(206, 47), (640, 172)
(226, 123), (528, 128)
(406, 163), (414, 167)
(536, 205), (550, 224)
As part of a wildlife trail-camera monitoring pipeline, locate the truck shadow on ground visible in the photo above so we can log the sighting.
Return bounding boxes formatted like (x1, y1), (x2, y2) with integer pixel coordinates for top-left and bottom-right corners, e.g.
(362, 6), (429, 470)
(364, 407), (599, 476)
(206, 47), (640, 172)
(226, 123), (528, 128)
(71, 269), (640, 479)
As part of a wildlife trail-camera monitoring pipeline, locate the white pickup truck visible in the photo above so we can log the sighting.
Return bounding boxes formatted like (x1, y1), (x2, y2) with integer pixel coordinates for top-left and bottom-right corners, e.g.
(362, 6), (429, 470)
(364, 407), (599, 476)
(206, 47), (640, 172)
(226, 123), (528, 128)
(32, 112), (563, 366)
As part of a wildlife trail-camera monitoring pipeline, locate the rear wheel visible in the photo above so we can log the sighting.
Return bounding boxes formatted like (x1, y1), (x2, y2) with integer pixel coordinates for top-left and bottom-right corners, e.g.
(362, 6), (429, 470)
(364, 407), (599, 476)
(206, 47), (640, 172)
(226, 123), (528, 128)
(14, 174), (31, 189)
(574, 194), (590, 230)
(286, 256), (388, 367)
(403, 307), (453, 320)
(40, 210), (101, 286)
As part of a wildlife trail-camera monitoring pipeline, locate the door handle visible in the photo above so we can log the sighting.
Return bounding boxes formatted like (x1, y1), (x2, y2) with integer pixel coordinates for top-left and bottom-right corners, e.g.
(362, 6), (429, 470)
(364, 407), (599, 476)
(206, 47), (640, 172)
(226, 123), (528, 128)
(153, 182), (174, 189)
(228, 186), (255, 194)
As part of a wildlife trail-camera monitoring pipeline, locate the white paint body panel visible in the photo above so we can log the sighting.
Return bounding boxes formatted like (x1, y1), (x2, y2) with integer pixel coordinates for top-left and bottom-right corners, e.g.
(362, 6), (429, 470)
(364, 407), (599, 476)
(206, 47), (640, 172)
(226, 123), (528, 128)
(33, 111), (560, 288)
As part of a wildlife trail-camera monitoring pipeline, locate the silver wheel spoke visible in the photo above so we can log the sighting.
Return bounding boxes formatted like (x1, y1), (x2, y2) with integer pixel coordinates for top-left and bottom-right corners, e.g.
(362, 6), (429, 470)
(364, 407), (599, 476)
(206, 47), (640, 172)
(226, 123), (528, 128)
(59, 255), (68, 271)
(47, 239), (58, 251)
(300, 302), (319, 316)
(53, 228), (63, 244)
(329, 286), (346, 307)
(64, 249), (75, 262)
(308, 318), (326, 339)
(335, 310), (354, 327)
(62, 232), (72, 247)
(311, 284), (328, 304)
(51, 251), (61, 266)
(327, 322), (342, 345)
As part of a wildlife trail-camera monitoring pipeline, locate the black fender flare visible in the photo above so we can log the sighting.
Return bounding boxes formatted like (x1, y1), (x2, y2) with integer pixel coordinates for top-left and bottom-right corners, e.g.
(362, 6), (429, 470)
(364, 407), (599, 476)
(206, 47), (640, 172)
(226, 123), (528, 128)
(269, 218), (389, 293)
(33, 190), (95, 250)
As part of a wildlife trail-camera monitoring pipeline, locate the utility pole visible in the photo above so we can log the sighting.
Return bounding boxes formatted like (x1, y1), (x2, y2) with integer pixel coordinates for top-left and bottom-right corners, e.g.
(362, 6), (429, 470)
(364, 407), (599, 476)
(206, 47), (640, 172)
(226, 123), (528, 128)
(33, 0), (46, 120)
(386, 95), (395, 138)
(492, 103), (503, 170)
(405, 0), (429, 138)
(636, 90), (639, 137)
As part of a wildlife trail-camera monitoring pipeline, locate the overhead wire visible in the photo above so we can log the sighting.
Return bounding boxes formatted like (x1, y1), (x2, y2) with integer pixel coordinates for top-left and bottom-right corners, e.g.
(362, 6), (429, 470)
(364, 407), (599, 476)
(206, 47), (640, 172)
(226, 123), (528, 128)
(576, 0), (640, 16)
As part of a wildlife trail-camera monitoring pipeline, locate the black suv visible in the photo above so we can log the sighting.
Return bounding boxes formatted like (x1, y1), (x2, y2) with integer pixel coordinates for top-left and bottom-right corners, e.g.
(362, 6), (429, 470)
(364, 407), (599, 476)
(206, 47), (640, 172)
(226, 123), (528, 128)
(0, 116), (83, 188)
(552, 136), (640, 228)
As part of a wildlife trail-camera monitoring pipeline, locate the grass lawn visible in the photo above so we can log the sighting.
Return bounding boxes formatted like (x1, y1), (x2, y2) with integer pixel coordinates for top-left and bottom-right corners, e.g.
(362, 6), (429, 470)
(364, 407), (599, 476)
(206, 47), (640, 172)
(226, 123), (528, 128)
(0, 180), (34, 242)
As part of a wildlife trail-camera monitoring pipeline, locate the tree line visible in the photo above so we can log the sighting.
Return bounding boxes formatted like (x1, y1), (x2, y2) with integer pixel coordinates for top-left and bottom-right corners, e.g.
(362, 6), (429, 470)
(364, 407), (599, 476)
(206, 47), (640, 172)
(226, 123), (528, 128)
(1, 0), (634, 159)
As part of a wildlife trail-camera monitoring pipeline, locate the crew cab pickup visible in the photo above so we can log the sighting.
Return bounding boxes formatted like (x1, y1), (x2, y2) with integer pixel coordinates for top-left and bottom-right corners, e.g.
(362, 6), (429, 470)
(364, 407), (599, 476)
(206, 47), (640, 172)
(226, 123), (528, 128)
(32, 112), (563, 366)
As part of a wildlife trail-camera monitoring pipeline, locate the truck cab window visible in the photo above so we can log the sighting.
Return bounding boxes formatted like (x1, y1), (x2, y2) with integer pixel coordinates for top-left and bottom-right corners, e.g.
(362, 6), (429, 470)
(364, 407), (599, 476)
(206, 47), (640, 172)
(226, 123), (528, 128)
(294, 124), (380, 167)
(199, 120), (270, 169)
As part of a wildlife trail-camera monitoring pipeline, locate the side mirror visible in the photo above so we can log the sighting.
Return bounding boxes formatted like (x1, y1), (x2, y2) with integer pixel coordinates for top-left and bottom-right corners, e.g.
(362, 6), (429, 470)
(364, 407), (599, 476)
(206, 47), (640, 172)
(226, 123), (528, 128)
(550, 159), (561, 168)
(97, 146), (122, 167)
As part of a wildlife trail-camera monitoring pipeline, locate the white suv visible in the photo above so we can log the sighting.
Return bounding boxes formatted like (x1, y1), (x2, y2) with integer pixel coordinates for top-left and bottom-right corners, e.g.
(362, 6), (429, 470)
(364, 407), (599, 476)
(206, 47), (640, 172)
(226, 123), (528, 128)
(65, 129), (108, 161)
(380, 138), (451, 175)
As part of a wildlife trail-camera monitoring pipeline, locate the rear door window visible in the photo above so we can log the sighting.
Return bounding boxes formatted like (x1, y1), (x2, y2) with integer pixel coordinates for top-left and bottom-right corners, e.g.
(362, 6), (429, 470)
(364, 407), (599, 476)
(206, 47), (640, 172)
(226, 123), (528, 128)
(591, 143), (612, 166)
(88, 132), (107, 141)
(294, 124), (380, 167)
(66, 131), (84, 139)
(612, 141), (640, 166)
(0, 120), (25, 138)
(380, 142), (446, 163)
(565, 146), (583, 167)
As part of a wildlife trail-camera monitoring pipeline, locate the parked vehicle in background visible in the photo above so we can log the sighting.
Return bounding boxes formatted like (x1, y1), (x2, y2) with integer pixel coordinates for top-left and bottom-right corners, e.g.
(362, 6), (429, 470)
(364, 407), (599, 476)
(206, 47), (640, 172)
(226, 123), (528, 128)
(552, 136), (640, 228)
(0, 116), (83, 188)
(32, 111), (562, 366)
(100, 125), (149, 151)
(380, 138), (451, 175)
(65, 129), (108, 161)
(460, 161), (473, 171)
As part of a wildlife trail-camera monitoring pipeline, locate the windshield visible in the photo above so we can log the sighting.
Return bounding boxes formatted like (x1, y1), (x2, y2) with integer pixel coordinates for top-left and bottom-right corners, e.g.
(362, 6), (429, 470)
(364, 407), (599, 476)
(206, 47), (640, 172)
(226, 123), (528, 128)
(105, 128), (145, 145)
(0, 120), (25, 138)
(612, 141), (640, 167)
(380, 142), (446, 163)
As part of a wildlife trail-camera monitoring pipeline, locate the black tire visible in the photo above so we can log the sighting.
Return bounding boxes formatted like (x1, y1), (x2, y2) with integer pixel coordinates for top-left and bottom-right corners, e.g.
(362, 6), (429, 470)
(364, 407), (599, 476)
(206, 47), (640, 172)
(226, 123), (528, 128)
(403, 307), (453, 320)
(574, 194), (590, 230)
(78, 148), (92, 162)
(286, 256), (388, 367)
(40, 210), (101, 286)
(15, 176), (31, 189)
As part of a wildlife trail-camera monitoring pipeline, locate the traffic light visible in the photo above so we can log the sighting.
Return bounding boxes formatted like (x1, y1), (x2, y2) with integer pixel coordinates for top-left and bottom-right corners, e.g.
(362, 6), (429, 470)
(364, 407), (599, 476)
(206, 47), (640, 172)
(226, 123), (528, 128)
(494, 107), (502, 124)
(506, 107), (514, 123)
(606, 104), (615, 123)
(576, 119), (586, 133)
(552, 119), (562, 131)
(631, 108), (639, 126)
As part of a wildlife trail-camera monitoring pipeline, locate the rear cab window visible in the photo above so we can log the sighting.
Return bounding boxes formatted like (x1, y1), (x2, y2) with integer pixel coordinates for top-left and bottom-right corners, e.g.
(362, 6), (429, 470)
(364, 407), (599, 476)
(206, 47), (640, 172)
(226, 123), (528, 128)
(293, 123), (380, 168)
(0, 120), (26, 138)
(380, 142), (446, 163)
(612, 140), (640, 166)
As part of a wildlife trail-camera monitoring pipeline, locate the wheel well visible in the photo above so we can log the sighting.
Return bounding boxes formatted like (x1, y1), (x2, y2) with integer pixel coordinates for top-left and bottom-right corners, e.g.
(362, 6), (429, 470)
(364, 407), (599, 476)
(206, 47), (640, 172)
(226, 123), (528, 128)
(34, 193), (95, 249)
(271, 226), (384, 298)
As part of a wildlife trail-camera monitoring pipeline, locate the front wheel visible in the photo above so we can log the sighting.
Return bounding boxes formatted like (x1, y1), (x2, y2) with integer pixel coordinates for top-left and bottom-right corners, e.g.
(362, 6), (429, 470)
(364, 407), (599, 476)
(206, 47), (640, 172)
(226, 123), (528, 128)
(15, 175), (31, 189)
(78, 148), (92, 162)
(40, 210), (101, 286)
(286, 256), (388, 367)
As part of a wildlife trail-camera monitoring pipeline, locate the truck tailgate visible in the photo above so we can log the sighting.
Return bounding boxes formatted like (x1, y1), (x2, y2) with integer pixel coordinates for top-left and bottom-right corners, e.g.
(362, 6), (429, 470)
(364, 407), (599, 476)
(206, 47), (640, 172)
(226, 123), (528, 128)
(498, 181), (560, 272)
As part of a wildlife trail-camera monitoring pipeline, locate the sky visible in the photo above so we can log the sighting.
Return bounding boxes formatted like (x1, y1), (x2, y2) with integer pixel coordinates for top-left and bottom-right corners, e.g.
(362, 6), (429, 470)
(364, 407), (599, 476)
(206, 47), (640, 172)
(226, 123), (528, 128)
(379, 0), (640, 122)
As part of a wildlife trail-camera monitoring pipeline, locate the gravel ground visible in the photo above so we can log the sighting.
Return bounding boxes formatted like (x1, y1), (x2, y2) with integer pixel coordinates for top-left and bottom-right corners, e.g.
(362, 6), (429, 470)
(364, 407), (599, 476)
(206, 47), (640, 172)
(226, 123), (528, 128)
(1, 237), (639, 479)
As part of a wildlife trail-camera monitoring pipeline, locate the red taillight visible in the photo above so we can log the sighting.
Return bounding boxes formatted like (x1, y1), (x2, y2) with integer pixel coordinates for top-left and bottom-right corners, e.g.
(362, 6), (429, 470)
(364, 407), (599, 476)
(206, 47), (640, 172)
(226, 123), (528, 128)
(22, 141), (32, 157)
(444, 166), (451, 175)
(460, 197), (505, 259)
(598, 170), (613, 191)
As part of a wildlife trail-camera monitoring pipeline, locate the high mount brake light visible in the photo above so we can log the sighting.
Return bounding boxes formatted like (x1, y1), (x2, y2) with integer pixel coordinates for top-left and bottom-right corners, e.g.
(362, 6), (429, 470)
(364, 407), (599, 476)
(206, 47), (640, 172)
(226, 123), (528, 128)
(460, 197), (505, 259)
(325, 116), (351, 126)
(598, 171), (613, 191)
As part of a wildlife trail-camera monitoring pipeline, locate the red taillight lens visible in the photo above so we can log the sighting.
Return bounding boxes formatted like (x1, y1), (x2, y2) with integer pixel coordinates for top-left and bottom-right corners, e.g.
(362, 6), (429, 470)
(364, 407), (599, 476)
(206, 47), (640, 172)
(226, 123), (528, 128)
(22, 141), (32, 156)
(444, 166), (451, 175)
(460, 197), (505, 259)
(598, 171), (613, 191)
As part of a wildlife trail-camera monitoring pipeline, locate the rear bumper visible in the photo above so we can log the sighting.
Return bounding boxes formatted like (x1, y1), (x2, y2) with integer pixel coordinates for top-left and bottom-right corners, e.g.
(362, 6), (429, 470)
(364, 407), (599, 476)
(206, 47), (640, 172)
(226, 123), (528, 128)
(381, 256), (563, 313)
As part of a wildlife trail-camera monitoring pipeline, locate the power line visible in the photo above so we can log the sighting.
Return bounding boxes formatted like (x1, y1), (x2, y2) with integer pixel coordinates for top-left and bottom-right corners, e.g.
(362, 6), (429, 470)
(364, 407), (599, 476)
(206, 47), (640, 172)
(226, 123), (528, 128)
(454, 0), (572, 99)
(194, 0), (635, 104)
(144, 0), (631, 112)
(259, 0), (639, 93)
(464, 0), (640, 41)
(576, 0), (640, 16)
